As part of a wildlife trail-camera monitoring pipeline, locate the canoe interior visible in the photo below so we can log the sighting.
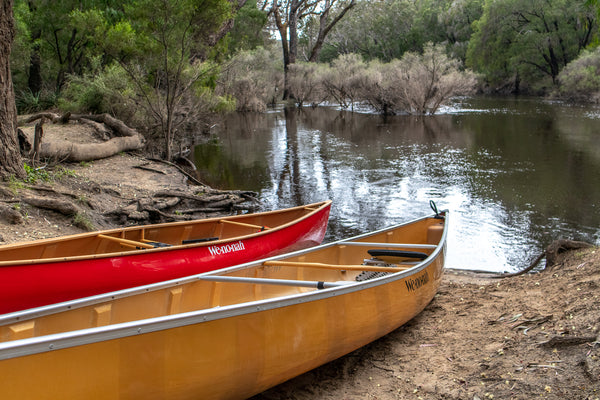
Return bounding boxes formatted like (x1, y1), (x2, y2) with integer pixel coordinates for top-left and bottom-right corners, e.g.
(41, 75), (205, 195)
(0, 202), (326, 265)
(0, 215), (444, 343)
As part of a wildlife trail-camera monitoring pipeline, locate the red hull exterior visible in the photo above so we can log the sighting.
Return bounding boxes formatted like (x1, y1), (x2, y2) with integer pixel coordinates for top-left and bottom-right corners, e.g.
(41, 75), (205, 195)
(0, 205), (330, 314)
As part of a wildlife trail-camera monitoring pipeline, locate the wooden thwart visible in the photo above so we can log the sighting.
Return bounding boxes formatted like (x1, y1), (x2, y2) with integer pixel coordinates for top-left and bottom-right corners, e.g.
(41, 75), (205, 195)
(97, 234), (155, 249)
(220, 220), (268, 231)
(262, 260), (408, 273)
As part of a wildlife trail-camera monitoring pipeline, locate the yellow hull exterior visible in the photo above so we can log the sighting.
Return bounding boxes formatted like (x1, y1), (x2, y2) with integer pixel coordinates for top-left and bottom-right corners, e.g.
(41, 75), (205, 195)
(0, 212), (447, 399)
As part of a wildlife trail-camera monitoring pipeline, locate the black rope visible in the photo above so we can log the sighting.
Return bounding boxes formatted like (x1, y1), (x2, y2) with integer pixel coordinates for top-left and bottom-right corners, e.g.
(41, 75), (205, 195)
(430, 200), (443, 219)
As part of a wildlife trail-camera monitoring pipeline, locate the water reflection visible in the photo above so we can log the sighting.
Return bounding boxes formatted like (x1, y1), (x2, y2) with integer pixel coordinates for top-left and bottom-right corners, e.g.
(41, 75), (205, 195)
(195, 97), (600, 272)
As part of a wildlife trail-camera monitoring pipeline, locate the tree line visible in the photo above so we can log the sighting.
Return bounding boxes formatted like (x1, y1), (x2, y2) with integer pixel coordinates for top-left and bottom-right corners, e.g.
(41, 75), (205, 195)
(2, 0), (600, 178)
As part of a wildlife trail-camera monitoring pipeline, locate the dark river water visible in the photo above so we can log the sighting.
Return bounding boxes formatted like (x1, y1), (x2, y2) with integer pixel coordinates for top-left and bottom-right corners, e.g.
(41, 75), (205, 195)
(193, 97), (600, 272)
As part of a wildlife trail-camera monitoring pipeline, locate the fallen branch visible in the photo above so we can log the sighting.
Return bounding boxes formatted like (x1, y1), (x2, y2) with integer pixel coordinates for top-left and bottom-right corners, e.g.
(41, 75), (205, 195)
(72, 113), (138, 137)
(148, 158), (207, 187)
(39, 136), (144, 162)
(134, 164), (167, 175)
(538, 335), (597, 348)
(22, 196), (79, 216)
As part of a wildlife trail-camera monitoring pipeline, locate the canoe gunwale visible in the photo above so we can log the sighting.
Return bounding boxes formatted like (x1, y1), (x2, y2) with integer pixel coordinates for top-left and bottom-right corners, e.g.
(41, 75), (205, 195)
(0, 210), (448, 361)
(0, 200), (332, 267)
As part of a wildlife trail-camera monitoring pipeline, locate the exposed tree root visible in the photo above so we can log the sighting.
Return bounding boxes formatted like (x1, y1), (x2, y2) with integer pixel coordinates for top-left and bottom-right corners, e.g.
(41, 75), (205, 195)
(544, 239), (593, 269)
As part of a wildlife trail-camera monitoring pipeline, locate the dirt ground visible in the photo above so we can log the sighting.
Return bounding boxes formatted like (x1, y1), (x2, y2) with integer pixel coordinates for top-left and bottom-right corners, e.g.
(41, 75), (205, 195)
(2, 120), (600, 400)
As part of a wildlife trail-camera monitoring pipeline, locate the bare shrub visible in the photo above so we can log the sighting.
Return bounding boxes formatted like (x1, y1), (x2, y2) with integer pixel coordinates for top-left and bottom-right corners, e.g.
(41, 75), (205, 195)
(396, 43), (477, 114)
(287, 62), (327, 106)
(218, 47), (283, 112)
(362, 44), (477, 115)
(321, 53), (368, 110)
(556, 48), (600, 103)
(360, 59), (405, 115)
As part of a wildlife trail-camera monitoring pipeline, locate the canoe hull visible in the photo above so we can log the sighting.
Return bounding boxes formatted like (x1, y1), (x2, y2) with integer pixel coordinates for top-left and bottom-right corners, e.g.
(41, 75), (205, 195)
(0, 260), (443, 399)
(0, 202), (331, 313)
(0, 211), (447, 399)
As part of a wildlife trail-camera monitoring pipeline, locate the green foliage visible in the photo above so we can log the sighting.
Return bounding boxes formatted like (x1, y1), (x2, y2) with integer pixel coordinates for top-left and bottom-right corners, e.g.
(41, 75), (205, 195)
(439, 0), (484, 61)
(11, 0), (123, 94)
(58, 63), (139, 123)
(23, 164), (50, 184)
(53, 166), (78, 181)
(7, 176), (24, 195)
(15, 90), (58, 113)
(318, 0), (482, 63)
(227, 0), (270, 54)
(556, 47), (600, 101)
(466, 0), (597, 92)
(10, 0), (33, 92)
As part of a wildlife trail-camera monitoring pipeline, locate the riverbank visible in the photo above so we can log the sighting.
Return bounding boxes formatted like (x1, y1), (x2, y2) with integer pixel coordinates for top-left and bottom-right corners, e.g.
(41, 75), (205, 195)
(1, 123), (599, 399)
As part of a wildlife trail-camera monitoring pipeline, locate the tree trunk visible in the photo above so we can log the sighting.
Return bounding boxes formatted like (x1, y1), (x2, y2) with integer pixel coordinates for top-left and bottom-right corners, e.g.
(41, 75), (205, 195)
(0, 0), (25, 179)
(308, 0), (356, 62)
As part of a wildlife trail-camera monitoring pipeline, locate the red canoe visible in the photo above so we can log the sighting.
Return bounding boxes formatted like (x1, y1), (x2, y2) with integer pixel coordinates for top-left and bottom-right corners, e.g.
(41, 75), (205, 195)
(0, 200), (331, 313)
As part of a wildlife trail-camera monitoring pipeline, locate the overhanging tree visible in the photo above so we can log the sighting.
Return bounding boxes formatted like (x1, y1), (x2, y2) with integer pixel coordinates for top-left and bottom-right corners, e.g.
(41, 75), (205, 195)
(100, 0), (244, 160)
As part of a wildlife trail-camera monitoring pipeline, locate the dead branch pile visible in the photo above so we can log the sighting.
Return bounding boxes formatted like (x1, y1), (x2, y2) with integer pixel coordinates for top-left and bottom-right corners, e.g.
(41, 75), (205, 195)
(105, 187), (261, 225)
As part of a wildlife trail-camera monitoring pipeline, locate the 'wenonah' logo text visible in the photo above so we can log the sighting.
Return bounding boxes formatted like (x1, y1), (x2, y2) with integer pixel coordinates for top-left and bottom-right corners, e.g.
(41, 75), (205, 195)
(208, 241), (246, 256)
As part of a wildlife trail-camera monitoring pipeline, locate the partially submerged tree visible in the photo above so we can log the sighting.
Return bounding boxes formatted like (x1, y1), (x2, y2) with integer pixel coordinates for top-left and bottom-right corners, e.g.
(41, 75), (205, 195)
(0, 0), (26, 179)
(363, 44), (477, 115)
(320, 53), (366, 110)
(287, 62), (326, 107)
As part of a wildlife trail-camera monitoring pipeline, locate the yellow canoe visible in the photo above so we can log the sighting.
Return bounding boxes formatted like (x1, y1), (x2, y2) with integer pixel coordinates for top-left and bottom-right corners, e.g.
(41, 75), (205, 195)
(0, 207), (448, 400)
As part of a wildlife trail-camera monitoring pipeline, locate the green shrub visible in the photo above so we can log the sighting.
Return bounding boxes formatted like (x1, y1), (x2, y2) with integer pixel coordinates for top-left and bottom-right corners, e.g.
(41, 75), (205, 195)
(58, 64), (140, 124)
(16, 90), (59, 113)
(23, 163), (50, 184)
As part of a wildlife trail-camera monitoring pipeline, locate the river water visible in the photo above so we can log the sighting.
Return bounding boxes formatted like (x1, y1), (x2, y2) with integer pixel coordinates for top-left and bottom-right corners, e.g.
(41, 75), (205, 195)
(193, 97), (600, 272)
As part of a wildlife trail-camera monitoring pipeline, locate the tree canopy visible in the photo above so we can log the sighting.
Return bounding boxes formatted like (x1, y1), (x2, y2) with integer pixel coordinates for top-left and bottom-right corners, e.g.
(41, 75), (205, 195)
(466, 0), (596, 91)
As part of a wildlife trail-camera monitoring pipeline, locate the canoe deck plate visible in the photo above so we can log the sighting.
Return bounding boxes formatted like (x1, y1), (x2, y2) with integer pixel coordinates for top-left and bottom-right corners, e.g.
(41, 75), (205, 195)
(356, 258), (395, 282)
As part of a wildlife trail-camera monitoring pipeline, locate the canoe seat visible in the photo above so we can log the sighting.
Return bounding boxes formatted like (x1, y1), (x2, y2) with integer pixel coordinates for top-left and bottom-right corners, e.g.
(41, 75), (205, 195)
(182, 237), (219, 245)
(367, 249), (428, 260)
(145, 241), (172, 248)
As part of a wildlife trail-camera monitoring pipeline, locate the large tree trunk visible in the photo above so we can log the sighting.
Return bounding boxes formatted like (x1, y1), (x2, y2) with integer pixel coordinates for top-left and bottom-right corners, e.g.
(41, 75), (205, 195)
(0, 0), (25, 179)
